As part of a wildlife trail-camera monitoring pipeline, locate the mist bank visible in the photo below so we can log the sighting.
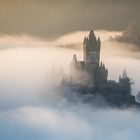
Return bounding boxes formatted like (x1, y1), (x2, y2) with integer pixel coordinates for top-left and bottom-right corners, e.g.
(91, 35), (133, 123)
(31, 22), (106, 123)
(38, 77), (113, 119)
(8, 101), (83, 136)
(0, 103), (140, 140)
(0, 30), (140, 140)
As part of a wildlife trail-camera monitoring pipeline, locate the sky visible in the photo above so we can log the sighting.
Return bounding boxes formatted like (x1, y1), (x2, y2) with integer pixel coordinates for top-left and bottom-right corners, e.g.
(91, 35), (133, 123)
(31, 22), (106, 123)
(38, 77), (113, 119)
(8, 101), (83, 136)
(0, 1), (140, 140)
(0, 0), (140, 38)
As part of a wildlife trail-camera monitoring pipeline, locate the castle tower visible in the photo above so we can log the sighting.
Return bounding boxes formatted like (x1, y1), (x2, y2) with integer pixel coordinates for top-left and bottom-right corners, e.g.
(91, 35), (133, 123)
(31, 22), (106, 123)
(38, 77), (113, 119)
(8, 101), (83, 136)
(70, 30), (107, 86)
(83, 30), (101, 67)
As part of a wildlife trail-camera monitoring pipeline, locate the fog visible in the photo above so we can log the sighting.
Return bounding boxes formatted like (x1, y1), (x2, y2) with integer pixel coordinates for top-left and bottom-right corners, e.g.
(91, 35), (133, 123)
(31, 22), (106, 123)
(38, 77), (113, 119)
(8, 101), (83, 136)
(0, 30), (140, 140)
(1, 105), (140, 140)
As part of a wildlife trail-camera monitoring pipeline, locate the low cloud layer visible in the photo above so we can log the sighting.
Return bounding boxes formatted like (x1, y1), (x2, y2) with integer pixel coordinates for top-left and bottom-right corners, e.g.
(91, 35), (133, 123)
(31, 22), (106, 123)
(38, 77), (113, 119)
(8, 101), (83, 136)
(1, 105), (140, 140)
(0, 30), (140, 140)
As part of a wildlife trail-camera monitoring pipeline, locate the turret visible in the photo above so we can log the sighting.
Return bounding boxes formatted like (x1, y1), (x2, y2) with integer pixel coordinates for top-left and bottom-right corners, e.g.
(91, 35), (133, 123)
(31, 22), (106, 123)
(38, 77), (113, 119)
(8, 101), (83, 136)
(98, 37), (101, 46)
(119, 69), (129, 83)
(119, 69), (132, 99)
(73, 54), (77, 63)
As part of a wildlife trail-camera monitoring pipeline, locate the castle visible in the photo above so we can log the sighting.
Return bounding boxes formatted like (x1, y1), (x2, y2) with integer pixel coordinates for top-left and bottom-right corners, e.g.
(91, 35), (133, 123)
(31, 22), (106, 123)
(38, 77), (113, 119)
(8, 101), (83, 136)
(61, 30), (139, 107)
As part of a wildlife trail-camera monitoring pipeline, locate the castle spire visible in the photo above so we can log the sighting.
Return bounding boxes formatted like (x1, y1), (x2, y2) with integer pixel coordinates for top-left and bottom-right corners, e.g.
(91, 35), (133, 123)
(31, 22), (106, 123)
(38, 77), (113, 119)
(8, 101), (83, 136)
(122, 69), (127, 79)
(89, 30), (96, 40)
